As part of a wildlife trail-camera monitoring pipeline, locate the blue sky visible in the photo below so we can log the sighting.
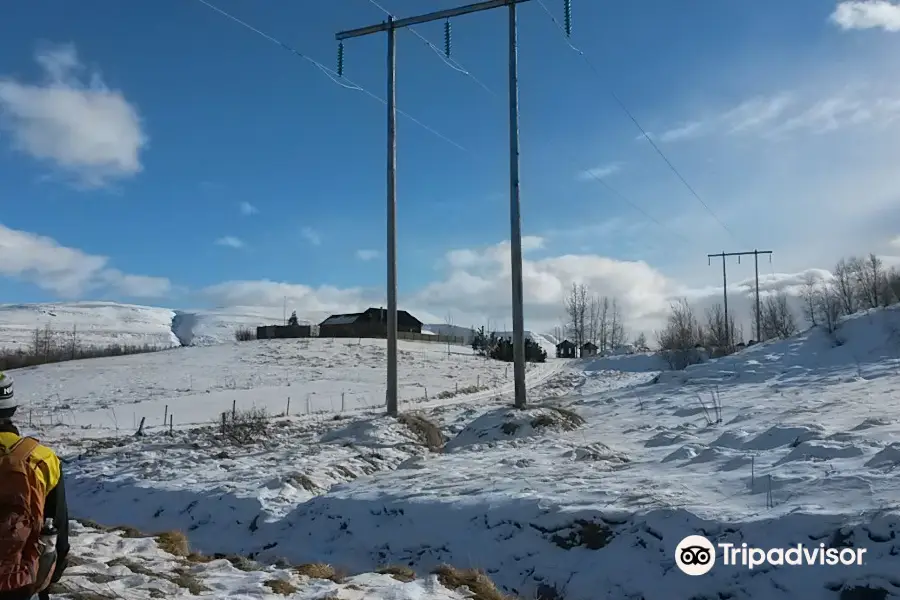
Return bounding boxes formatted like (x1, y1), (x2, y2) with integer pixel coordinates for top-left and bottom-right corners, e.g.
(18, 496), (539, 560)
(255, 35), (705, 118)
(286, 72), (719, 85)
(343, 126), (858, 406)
(2, 0), (900, 332)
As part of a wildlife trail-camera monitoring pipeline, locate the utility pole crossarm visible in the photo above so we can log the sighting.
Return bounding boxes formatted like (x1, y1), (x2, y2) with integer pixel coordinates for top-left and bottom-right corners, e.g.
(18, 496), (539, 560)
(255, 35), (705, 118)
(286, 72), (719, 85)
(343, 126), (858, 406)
(708, 251), (773, 258)
(336, 0), (532, 39)
(707, 249), (775, 346)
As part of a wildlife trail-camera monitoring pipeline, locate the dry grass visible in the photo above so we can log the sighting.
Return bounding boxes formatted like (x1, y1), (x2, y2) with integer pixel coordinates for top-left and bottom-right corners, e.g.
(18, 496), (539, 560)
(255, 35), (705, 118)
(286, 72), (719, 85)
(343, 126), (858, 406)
(377, 564), (416, 582)
(172, 568), (210, 594)
(432, 565), (515, 600)
(531, 407), (585, 432)
(108, 557), (158, 577)
(156, 530), (190, 557)
(264, 578), (299, 595)
(398, 413), (445, 452)
(295, 562), (344, 583)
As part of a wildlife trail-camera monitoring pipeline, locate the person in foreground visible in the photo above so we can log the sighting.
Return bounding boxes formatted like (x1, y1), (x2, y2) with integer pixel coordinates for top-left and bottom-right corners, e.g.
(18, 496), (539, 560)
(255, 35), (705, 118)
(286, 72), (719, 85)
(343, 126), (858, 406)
(0, 372), (70, 600)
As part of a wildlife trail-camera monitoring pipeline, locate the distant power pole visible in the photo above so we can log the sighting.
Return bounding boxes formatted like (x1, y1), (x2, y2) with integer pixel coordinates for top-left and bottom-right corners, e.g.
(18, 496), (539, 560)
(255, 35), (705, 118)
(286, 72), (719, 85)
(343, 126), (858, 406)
(708, 250), (773, 345)
(336, 0), (534, 413)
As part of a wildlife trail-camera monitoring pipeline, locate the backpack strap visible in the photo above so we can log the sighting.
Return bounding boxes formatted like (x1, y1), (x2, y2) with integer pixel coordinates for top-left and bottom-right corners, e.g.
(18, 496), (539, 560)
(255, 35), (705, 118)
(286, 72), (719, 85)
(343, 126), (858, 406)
(7, 436), (40, 461)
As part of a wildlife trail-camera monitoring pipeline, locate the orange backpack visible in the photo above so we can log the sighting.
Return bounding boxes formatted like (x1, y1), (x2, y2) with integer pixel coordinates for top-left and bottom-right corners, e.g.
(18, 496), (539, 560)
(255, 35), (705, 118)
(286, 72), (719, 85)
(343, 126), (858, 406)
(0, 437), (54, 595)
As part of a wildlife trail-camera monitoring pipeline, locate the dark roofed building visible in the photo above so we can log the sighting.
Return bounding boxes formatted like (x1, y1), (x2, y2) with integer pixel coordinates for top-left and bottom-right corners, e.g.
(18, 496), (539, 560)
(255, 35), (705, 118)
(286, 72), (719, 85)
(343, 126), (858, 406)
(319, 307), (423, 338)
(556, 339), (576, 358)
(581, 341), (598, 357)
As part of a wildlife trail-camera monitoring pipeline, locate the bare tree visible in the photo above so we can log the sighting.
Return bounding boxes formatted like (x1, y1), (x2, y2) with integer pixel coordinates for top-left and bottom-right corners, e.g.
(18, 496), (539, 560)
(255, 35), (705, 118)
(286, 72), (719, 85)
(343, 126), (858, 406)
(656, 299), (704, 369)
(703, 303), (734, 353)
(816, 281), (843, 335)
(608, 299), (626, 350)
(598, 296), (610, 353)
(849, 255), (880, 310)
(885, 267), (900, 305)
(832, 258), (858, 316)
(587, 296), (600, 346)
(633, 332), (649, 352)
(760, 291), (797, 340)
(799, 272), (823, 327)
(564, 283), (589, 348)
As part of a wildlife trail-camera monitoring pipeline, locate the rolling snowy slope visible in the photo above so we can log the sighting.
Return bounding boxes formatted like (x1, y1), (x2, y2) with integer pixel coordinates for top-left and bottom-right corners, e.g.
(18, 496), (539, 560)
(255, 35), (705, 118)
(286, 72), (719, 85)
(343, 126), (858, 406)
(0, 302), (311, 350)
(22, 306), (900, 599)
(0, 302), (180, 350)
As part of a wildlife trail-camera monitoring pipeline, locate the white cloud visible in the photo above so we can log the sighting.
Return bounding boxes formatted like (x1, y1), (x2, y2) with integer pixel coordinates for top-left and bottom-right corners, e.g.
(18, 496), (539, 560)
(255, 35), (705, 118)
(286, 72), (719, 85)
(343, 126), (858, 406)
(577, 162), (623, 181)
(0, 43), (147, 187)
(0, 223), (170, 298)
(239, 201), (258, 216)
(201, 280), (377, 324)
(654, 90), (900, 142)
(658, 121), (704, 142)
(890, 235), (900, 249)
(301, 227), (321, 246)
(356, 249), (380, 261)
(831, 1), (900, 31)
(215, 236), (245, 249)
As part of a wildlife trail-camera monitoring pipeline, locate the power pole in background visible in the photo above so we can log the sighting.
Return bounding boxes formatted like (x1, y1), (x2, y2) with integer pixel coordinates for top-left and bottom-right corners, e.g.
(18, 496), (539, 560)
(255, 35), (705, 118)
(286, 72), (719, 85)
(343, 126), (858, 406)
(336, 0), (534, 414)
(708, 249), (773, 345)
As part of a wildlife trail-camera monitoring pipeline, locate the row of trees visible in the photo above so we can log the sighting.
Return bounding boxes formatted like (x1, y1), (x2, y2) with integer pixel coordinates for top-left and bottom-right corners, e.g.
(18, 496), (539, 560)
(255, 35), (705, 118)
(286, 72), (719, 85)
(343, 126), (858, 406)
(471, 327), (547, 362)
(559, 283), (628, 353)
(655, 251), (900, 367)
(799, 254), (900, 334)
(0, 325), (165, 371)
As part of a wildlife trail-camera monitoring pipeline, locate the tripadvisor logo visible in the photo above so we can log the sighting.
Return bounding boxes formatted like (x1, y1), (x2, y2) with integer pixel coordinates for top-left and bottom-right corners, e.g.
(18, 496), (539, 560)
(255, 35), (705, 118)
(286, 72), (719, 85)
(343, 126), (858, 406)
(675, 535), (867, 575)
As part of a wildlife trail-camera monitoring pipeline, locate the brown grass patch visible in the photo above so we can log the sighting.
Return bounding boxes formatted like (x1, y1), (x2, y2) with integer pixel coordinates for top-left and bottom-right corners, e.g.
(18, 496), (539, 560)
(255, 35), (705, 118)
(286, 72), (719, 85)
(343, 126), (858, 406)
(531, 407), (585, 432)
(172, 568), (210, 594)
(155, 530), (190, 557)
(378, 564), (416, 582)
(264, 578), (299, 595)
(432, 565), (515, 600)
(287, 472), (319, 493)
(398, 413), (445, 452)
(295, 562), (344, 583)
(108, 557), (157, 577)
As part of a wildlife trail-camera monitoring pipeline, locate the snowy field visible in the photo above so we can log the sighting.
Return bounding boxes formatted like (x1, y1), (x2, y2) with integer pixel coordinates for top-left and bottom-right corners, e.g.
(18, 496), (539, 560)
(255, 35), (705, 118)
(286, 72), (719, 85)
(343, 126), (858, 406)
(13, 336), (556, 435)
(11, 304), (900, 599)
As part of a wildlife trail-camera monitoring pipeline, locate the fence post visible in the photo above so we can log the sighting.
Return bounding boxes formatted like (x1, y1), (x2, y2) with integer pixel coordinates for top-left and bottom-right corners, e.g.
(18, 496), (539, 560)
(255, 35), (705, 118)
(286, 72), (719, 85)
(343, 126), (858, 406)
(163, 404), (168, 426)
(286, 396), (291, 416)
(168, 414), (173, 436)
(232, 399), (236, 419)
(135, 416), (146, 437)
(424, 387), (428, 401)
(221, 412), (226, 435)
(477, 375), (480, 388)
(341, 392), (345, 412)
(306, 394), (311, 414)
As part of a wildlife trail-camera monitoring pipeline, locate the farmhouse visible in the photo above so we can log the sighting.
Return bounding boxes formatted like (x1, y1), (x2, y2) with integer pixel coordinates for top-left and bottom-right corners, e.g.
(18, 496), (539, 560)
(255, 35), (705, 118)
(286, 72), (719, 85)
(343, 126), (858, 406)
(319, 307), (423, 338)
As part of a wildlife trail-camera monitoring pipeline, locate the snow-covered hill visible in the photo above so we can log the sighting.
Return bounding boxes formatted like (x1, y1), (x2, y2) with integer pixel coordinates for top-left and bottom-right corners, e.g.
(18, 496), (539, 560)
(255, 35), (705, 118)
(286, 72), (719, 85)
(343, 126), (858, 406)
(16, 305), (900, 599)
(0, 302), (311, 350)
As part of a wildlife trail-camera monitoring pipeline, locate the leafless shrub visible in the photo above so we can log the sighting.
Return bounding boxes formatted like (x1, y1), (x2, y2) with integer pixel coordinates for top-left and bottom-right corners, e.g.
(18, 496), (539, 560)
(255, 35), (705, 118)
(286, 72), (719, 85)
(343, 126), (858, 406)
(234, 327), (256, 342)
(221, 407), (270, 446)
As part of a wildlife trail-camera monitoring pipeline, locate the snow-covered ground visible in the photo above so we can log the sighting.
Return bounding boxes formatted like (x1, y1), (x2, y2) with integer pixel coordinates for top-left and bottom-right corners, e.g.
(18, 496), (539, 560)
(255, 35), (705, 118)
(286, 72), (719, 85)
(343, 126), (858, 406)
(14, 337), (556, 433)
(52, 521), (485, 599)
(14, 305), (900, 599)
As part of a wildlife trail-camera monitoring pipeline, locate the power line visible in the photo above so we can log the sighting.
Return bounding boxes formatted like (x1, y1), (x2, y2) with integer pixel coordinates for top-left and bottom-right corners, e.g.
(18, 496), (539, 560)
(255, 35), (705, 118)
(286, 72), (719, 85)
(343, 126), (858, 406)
(535, 0), (742, 244)
(366, 0), (499, 98)
(197, 0), (698, 251)
(192, 0), (468, 152)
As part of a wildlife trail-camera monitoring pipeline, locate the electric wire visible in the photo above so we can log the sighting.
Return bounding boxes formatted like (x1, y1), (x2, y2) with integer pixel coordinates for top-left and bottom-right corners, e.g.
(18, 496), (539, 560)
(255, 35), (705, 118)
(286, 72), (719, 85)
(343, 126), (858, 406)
(535, 0), (743, 244)
(365, 0), (499, 98)
(193, 0), (468, 152)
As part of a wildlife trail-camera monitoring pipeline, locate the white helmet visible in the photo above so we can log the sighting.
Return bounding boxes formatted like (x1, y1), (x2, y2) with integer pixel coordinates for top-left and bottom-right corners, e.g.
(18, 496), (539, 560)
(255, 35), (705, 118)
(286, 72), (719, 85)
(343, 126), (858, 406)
(0, 372), (15, 412)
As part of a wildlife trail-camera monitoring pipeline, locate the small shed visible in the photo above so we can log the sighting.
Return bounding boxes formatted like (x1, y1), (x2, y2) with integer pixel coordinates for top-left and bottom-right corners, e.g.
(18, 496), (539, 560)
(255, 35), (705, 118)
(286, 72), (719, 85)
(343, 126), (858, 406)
(581, 341), (598, 357)
(556, 339), (576, 358)
(256, 324), (311, 339)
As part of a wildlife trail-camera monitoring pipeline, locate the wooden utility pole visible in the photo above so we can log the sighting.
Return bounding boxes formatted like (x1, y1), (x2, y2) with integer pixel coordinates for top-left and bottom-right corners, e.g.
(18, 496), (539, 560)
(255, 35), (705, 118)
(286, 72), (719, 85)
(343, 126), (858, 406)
(336, 0), (533, 413)
(708, 249), (773, 345)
